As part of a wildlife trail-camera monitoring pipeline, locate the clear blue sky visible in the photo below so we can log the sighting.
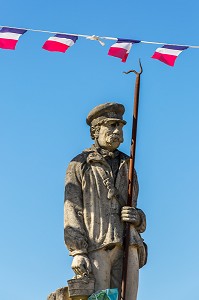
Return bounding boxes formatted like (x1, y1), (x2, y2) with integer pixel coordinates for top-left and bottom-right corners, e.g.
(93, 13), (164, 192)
(1, 1), (199, 300)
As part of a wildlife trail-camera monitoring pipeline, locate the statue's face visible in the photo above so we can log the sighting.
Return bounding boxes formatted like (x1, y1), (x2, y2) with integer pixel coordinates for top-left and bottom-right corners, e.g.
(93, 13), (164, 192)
(97, 120), (124, 151)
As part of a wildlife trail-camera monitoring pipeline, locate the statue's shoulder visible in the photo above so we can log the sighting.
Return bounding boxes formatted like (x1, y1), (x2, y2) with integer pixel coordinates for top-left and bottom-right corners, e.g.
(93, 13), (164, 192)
(67, 147), (94, 173)
(70, 146), (94, 164)
(65, 147), (96, 182)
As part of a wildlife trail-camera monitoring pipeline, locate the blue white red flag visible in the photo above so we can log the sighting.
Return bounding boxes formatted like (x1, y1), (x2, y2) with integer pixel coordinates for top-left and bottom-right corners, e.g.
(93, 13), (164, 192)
(151, 44), (189, 66)
(108, 38), (140, 62)
(0, 27), (27, 50)
(42, 34), (78, 53)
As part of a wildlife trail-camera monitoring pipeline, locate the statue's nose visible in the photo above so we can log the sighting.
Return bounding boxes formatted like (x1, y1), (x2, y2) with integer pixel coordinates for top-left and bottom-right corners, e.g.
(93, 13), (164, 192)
(113, 127), (120, 133)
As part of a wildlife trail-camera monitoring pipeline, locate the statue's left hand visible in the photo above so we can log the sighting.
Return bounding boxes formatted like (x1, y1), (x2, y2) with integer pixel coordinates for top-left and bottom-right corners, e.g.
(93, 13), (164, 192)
(121, 206), (141, 226)
(71, 254), (92, 277)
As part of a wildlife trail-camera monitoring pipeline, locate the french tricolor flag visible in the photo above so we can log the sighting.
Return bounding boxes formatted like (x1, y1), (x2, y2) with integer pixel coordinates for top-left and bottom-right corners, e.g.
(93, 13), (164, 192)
(0, 27), (27, 50)
(151, 44), (189, 66)
(108, 38), (140, 62)
(42, 34), (78, 53)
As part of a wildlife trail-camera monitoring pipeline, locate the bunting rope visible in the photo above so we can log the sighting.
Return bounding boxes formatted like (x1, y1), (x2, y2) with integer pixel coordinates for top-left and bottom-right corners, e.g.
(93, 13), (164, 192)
(0, 25), (199, 66)
(1, 25), (199, 48)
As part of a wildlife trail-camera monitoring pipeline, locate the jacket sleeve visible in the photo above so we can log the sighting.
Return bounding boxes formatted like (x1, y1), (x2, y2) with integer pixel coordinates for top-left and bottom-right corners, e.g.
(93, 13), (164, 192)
(64, 156), (88, 256)
(133, 170), (146, 233)
(136, 208), (146, 233)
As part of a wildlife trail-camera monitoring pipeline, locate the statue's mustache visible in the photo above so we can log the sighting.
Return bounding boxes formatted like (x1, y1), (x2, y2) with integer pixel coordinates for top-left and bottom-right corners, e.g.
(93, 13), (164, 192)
(106, 134), (123, 143)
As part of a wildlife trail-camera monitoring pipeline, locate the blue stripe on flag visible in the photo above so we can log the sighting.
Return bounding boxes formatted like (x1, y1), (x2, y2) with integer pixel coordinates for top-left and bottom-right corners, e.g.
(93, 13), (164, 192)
(117, 38), (140, 44)
(0, 27), (27, 34)
(55, 34), (78, 42)
(163, 44), (189, 50)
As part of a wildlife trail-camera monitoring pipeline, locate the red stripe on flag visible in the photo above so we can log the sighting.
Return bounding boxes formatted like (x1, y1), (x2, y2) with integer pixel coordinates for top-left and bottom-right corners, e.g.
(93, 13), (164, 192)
(42, 40), (70, 53)
(108, 47), (127, 60)
(151, 52), (177, 66)
(121, 52), (129, 63)
(0, 38), (18, 50)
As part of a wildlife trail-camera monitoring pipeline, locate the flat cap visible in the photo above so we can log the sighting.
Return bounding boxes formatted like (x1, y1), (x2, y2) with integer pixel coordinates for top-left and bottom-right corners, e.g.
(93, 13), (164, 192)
(86, 102), (126, 126)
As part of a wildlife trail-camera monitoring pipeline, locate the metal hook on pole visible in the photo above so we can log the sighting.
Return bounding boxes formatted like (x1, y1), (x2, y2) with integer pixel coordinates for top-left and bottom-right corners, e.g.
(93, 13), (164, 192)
(123, 59), (143, 76)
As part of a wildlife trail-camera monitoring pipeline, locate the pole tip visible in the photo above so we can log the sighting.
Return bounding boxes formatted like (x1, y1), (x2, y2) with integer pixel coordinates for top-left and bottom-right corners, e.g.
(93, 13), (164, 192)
(138, 59), (143, 74)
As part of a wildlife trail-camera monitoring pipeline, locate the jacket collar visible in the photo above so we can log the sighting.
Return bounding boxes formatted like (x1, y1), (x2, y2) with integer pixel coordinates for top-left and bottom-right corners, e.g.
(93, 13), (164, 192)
(84, 144), (128, 166)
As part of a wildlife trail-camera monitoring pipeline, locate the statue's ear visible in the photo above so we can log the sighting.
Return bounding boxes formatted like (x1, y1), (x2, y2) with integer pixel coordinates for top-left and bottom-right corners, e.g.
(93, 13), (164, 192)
(90, 125), (100, 140)
(94, 128), (100, 139)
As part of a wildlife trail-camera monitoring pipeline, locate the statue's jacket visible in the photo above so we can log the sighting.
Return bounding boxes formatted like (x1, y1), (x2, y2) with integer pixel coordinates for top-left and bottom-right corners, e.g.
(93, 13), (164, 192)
(64, 145), (147, 267)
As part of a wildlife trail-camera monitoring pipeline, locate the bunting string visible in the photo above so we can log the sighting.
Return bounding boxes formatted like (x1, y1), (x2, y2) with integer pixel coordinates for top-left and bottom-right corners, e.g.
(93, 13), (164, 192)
(0, 25), (199, 66)
(1, 25), (199, 48)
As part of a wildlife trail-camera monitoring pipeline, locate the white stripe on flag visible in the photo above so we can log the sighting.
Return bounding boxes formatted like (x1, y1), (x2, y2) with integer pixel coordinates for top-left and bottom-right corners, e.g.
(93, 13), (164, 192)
(111, 42), (132, 51)
(126, 43), (132, 54)
(48, 36), (75, 46)
(155, 47), (182, 56)
(0, 32), (21, 40)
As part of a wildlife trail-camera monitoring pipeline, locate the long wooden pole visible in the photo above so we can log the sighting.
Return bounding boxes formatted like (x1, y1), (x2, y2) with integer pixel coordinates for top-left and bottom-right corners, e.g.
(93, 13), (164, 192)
(121, 60), (143, 300)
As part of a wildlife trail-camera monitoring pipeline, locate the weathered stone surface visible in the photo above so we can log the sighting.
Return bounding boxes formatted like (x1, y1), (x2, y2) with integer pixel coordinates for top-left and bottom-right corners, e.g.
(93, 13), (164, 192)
(67, 277), (95, 297)
(63, 102), (147, 300)
(47, 287), (69, 300)
(47, 293), (56, 300)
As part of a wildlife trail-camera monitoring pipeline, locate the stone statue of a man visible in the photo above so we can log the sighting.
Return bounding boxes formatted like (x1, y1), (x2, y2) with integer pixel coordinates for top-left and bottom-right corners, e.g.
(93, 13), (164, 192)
(64, 103), (147, 300)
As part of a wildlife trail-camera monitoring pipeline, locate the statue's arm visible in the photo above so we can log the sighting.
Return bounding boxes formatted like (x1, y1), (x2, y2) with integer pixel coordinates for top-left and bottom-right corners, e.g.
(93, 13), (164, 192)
(64, 158), (88, 256)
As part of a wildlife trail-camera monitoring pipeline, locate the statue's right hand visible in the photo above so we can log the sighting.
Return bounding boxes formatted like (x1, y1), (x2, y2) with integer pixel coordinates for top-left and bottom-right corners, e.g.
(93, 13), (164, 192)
(71, 254), (92, 276)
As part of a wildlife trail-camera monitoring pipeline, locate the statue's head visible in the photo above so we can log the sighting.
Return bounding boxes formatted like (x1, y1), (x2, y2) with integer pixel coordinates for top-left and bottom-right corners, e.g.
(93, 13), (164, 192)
(86, 102), (126, 151)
